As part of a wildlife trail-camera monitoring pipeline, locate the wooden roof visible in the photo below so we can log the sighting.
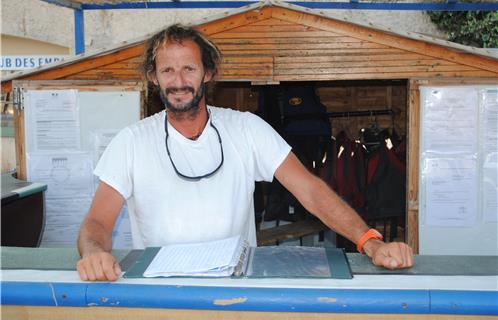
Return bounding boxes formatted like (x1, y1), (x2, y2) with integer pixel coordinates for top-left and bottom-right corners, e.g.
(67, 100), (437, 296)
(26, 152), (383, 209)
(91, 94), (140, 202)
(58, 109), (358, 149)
(3, 1), (497, 92)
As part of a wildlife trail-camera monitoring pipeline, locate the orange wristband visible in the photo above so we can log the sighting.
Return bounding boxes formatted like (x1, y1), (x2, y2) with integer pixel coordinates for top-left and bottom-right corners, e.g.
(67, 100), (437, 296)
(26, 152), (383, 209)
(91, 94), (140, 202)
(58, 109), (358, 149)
(356, 229), (383, 253)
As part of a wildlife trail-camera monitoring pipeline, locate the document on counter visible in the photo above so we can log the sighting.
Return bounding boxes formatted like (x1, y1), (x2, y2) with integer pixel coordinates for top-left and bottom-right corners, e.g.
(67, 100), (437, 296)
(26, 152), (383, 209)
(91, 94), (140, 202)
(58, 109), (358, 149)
(142, 235), (246, 277)
(424, 158), (478, 227)
(25, 90), (80, 152)
(421, 87), (478, 154)
(124, 236), (352, 279)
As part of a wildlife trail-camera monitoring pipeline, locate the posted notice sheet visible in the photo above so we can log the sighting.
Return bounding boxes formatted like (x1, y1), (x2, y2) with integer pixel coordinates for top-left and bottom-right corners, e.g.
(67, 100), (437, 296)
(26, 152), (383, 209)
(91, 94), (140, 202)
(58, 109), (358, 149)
(25, 90), (80, 152)
(424, 158), (478, 227)
(422, 87), (478, 154)
(480, 89), (498, 222)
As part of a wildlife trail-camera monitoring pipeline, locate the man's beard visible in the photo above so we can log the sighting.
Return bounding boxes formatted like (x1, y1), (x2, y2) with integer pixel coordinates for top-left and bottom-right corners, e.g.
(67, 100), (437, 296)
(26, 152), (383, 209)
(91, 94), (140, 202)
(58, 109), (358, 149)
(159, 82), (205, 115)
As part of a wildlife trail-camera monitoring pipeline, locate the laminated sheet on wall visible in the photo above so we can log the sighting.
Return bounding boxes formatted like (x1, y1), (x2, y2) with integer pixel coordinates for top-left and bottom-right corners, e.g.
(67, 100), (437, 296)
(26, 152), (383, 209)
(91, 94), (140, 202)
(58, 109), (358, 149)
(24, 90), (140, 248)
(419, 86), (498, 256)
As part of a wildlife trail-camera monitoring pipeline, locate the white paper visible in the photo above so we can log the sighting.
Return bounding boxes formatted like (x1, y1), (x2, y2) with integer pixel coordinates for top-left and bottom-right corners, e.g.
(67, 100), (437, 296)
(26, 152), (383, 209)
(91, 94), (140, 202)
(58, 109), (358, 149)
(144, 235), (242, 277)
(424, 158), (478, 227)
(480, 89), (498, 222)
(421, 87), (478, 154)
(27, 152), (95, 199)
(26, 152), (95, 247)
(480, 89), (498, 154)
(482, 162), (498, 222)
(39, 197), (93, 247)
(78, 91), (140, 152)
(91, 129), (119, 164)
(26, 90), (80, 152)
(23, 90), (141, 248)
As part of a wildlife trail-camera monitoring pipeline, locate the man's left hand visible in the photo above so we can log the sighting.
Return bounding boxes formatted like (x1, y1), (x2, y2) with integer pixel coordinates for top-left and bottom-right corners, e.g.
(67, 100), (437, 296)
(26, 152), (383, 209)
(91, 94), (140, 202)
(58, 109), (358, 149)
(364, 240), (414, 269)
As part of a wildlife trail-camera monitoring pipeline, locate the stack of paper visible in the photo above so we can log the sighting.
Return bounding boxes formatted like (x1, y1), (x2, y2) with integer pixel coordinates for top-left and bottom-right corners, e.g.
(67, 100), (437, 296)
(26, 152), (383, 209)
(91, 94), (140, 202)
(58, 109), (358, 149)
(143, 235), (245, 277)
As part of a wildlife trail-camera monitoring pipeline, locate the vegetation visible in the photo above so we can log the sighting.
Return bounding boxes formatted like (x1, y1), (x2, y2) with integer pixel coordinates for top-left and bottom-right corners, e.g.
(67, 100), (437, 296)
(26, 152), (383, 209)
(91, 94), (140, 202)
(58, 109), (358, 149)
(427, 9), (498, 48)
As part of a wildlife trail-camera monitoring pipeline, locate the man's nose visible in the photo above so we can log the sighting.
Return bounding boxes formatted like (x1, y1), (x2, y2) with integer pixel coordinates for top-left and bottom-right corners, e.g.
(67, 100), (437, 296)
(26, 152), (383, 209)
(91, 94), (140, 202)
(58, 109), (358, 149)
(171, 71), (187, 87)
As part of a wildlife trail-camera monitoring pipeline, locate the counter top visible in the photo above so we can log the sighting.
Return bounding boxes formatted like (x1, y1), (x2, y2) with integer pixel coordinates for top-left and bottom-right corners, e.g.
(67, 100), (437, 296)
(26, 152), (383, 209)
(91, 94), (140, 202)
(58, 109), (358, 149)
(1, 247), (497, 316)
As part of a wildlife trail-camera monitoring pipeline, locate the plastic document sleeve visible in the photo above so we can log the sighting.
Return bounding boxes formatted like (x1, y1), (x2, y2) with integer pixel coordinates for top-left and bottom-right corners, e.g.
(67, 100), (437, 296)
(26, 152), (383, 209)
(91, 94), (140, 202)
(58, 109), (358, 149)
(123, 241), (352, 279)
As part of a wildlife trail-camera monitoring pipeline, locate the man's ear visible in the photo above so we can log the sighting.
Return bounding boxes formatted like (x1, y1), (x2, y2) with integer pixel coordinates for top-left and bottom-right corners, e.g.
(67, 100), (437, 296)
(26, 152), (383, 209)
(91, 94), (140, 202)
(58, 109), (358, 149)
(203, 70), (213, 83)
(147, 71), (159, 86)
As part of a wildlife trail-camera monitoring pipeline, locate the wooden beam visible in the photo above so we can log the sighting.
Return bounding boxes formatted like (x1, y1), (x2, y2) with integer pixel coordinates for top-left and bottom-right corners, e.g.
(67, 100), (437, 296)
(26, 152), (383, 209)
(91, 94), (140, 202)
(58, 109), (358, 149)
(220, 48), (404, 56)
(211, 30), (343, 39)
(219, 24), (321, 33)
(217, 42), (388, 51)
(249, 18), (294, 26)
(274, 65), (480, 75)
(273, 70), (496, 81)
(2, 81), (13, 93)
(1, 45), (145, 93)
(4, 305), (489, 320)
(196, 7), (272, 36)
(270, 7), (498, 73)
(275, 59), (465, 69)
(275, 53), (436, 63)
(39, 0), (81, 10)
(406, 79), (420, 253)
(214, 36), (365, 44)
(13, 107), (26, 180)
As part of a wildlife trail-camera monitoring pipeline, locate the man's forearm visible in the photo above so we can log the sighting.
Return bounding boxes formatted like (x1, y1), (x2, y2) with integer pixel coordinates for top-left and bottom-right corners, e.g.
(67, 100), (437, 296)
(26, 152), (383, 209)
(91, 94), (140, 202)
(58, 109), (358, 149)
(77, 217), (113, 257)
(303, 177), (370, 246)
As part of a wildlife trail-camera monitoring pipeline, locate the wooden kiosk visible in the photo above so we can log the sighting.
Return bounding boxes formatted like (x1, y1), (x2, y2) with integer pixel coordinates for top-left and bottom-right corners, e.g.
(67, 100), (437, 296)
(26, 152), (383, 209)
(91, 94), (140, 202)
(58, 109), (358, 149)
(2, 0), (497, 252)
(1, 2), (497, 318)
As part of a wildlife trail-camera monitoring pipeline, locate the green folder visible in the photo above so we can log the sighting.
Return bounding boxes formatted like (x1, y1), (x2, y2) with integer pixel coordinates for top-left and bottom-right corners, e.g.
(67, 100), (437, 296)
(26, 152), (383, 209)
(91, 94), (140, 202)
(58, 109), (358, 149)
(123, 247), (162, 278)
(123, 246), (352, 279)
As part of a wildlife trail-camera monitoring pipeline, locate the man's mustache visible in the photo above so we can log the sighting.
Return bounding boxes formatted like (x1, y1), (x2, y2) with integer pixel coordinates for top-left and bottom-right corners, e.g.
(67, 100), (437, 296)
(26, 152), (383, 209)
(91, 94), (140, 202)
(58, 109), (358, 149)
(165, 86), (195, 95)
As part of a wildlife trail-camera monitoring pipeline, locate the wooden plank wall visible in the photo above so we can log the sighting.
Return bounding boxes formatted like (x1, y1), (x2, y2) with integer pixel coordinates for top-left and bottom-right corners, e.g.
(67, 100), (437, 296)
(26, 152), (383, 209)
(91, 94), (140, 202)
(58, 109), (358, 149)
(60, 17), (497, 84)
(317, 82), (406, 137)
(2, 6), (497, 93)
(210, 17), (496, 82)
(64, 56), (143, 81)
(9, 12), (495, 86)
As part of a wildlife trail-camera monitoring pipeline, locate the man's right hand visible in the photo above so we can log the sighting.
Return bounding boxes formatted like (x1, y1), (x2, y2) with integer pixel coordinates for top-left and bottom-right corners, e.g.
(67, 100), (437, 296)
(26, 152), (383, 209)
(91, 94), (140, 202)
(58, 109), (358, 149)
(76, 251), (121, 281)
(76, 182), (125, 281)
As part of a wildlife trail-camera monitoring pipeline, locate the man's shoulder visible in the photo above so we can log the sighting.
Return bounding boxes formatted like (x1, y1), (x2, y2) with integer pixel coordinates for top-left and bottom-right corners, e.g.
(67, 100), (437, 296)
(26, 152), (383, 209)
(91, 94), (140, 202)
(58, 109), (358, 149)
(209, 105), (244, 117)
(126, 110), (164, 135)
(209, 106), (260, 125)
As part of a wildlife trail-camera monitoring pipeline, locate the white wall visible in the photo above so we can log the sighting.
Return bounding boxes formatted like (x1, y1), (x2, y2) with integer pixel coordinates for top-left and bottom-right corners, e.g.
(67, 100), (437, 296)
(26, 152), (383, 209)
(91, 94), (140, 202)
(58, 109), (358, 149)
(1, 0), (446, 54)
(1, 0), (73, 49)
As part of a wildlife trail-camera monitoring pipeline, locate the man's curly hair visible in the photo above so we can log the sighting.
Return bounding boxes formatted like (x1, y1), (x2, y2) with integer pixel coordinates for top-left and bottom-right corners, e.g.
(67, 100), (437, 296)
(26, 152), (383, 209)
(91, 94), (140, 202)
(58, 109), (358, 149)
(143, 24), (221, 82)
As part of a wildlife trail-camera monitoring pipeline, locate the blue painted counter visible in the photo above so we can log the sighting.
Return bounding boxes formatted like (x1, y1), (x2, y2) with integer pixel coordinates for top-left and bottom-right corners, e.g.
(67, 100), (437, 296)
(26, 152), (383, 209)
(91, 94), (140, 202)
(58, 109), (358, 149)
(1, 248), (497, 317)
(2, 278), (497, 316)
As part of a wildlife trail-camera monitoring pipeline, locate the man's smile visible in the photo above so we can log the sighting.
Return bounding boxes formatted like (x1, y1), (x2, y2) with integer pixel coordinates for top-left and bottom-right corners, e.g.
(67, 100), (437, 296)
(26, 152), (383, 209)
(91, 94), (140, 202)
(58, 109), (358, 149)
(166, 86), (195, 96)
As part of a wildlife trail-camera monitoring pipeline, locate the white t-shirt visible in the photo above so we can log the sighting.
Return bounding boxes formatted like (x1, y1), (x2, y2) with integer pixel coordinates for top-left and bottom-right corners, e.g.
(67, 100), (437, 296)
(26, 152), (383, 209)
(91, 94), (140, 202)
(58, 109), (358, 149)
(94, 106), (291, 248)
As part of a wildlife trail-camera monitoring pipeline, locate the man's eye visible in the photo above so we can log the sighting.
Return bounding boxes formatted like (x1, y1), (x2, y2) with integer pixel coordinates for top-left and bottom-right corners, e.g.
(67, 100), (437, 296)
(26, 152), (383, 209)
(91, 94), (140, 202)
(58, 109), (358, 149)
(185, 66), (195, 72)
